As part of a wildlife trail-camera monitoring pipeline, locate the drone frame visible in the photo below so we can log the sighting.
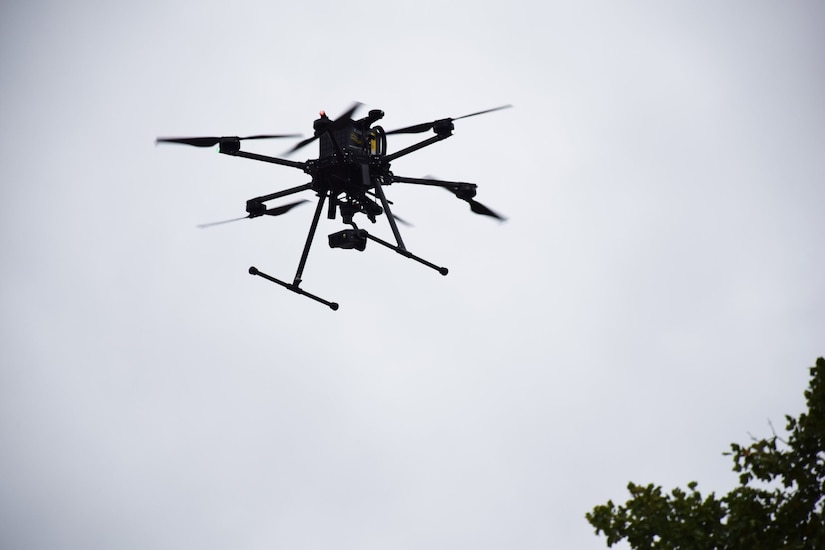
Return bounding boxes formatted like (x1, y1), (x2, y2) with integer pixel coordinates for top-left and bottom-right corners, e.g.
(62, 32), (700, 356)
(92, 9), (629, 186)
(159, 105), (509, 310)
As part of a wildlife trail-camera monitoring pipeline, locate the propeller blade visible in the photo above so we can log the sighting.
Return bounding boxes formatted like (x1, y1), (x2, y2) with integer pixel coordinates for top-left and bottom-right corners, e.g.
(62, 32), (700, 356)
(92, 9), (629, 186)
(393, 214), (413, 227)
(157, 136), (222, 147)
(198, 200), (309, 228)
(263, 199), (308, 216)
(385, 122), (436, 135)
(439, 182), (506, 221)
(337, 101), (363, 122)
(197, 216), (249, 228)
(386, 104), (512, 135)
(453, 104), (513, 121)
(238, 133), (303, 140)
(468, 199), (506, 221)
(285, 134), (320, 155)
(157, 134), (301, 148)
(285, 102), (363, 155)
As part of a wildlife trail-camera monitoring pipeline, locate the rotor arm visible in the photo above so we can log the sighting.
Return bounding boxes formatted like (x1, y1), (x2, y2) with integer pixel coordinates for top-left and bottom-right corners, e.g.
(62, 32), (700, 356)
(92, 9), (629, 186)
(218, 139), (309, 171)
(389, 175), (478, 196)
(249, 182), (313, 203)
(382, 132), (452, 163)
(389, 175), (504, 220)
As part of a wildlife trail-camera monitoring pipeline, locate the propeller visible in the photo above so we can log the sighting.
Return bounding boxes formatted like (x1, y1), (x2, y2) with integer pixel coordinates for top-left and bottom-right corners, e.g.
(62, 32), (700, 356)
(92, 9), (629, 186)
(445, 187), (506, 221)
(285, 102), (363, 155)
(156, 134), (302, 148)
(464, 197), (505, 221)
(414, 175), (506, 221)
(197, 199), (308, 228)
(386, 104), (512, 135)
(393, 213), (413, 227)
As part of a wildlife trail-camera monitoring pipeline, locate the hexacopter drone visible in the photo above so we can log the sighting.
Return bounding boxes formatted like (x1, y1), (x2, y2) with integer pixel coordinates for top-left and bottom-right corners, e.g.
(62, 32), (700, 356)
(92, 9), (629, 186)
(157, 103), (510, 310)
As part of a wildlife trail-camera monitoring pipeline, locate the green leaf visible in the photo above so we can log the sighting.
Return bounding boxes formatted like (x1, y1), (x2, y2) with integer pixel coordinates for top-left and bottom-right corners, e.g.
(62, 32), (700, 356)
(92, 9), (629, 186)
(586, 358), (825, 549)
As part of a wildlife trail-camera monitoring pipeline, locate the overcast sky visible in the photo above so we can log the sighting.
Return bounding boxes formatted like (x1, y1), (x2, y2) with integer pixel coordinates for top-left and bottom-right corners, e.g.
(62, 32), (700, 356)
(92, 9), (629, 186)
(1, 1), (823, 549)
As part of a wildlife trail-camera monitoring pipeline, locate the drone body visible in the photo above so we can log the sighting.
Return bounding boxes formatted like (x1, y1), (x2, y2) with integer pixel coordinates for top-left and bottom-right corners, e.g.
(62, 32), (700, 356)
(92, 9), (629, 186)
(157, 103), (510, 310)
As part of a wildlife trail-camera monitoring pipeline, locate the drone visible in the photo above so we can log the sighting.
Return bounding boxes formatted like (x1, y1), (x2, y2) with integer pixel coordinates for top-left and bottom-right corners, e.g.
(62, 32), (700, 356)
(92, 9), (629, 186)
(157, 103), (511, 310)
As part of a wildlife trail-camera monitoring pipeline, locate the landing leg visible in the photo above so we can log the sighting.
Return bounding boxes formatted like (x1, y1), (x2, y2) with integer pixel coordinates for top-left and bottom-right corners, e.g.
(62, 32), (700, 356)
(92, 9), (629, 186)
(358, 229), (448, 276)
(373, 183), (406, 250)
(293, 191), (327, 287)
(247, 192), (339, 311)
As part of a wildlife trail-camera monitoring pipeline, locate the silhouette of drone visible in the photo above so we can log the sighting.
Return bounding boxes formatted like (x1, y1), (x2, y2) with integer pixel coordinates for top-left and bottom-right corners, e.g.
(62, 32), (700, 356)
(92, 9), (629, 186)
(157, 103), (510, 310)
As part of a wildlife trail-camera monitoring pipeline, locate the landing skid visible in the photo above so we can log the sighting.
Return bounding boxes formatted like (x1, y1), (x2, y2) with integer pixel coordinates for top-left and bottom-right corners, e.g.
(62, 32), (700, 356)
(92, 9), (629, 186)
(248, 267), (339, 311)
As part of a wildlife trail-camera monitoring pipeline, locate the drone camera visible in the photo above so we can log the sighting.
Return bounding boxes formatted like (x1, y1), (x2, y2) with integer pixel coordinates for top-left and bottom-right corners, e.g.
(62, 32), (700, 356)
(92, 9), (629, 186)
(329, 229), (367, 251)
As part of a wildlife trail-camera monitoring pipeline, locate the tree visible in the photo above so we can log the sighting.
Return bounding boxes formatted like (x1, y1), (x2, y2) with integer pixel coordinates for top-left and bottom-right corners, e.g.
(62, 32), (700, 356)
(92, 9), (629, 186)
(586, 357), (825, 549)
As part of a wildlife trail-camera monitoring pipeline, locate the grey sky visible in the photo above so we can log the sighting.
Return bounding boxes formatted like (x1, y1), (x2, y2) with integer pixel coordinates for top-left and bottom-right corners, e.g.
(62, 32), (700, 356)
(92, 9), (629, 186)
(1, 1), (823, 549)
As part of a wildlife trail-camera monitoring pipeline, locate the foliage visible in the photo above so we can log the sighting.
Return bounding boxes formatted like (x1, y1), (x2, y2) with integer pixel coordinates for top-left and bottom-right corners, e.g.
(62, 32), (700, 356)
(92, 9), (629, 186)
(586, 358), (825, 549)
